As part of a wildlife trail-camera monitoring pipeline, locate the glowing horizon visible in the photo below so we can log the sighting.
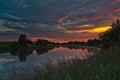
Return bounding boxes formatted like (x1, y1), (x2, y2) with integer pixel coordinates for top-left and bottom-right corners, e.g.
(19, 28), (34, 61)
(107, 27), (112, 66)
(66, 26), (111, 33)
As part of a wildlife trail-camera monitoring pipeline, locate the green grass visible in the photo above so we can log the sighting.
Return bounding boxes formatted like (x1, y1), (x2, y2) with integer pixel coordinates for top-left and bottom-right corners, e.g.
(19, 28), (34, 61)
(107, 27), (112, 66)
(0, 42), (55, 54)
(0, 42), (12, 53)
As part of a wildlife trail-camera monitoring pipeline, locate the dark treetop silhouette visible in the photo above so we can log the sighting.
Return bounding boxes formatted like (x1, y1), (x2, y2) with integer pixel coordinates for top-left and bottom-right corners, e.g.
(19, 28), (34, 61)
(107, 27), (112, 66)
(99, 19), (120, 48)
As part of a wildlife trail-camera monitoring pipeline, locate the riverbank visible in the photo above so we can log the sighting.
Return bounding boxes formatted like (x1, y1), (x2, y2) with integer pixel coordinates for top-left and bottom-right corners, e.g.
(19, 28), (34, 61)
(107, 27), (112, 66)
(0, 42), (100, 54)
(0, 42), (55, 54)
(0, 42), (12, 53)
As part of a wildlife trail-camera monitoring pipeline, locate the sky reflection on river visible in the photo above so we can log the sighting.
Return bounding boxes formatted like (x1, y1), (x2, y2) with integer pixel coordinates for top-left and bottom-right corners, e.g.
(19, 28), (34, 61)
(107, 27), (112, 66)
(0, 46), (96, 75)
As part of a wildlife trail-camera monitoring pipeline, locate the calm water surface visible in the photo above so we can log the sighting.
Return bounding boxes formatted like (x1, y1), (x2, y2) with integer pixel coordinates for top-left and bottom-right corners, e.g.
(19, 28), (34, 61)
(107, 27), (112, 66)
(0, 47), (97, 75)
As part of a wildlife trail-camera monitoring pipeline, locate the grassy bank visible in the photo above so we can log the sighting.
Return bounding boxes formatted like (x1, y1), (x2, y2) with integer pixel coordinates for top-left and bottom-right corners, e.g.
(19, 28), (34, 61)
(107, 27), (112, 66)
(2, 45), (120, 80)
(0, 42), (55, 54)
(0, 42), (12, 53)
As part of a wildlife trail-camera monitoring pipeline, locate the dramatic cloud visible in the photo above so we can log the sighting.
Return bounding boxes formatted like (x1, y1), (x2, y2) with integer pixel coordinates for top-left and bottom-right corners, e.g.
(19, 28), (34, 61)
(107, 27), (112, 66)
(58, 14), (71, 23)
(0, 0), (120, 42)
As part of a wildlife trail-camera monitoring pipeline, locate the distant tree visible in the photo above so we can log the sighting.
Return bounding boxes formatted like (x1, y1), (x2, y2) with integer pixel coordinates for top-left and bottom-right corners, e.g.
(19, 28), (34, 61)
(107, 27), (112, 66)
(26, 39), (33, 45)
(18, 34), (27, 46)
(99, 19), (120, 48)
(35, 39), (52, 46)
(87, 38), (102, 47)
(87, 39), (93, 46)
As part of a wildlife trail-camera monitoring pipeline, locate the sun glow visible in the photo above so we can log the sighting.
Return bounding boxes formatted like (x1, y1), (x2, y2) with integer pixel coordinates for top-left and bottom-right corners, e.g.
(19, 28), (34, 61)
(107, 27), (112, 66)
(30, 26), (111, 43)
(67, 26), (111, 33)
(89, 26), (111, 33)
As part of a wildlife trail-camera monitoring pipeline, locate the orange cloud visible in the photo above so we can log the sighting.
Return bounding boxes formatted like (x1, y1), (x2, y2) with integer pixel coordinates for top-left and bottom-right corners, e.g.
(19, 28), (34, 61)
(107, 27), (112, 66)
(112, 0), (120, 4)
(115, 8), (120, 12)
(30, 26), (111, 43)
(30, 37), (65, 43)
(94, 16), (102, 19)
(30, 37), (57, 42)
(30, 37), (89, 43)
(73, 38), (89, 42)
(107, 14), (119, 20)
(58, 14), (70, 23)
(88, 26), (111, 33)
(0, 28), (15, 32)
(67, 26), (111, 33)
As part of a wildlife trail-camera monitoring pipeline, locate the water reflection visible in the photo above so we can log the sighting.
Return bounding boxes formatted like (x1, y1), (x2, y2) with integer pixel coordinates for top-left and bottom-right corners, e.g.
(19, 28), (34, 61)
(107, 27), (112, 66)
(10, 47), (55, 62)
(10, 49), (33, 62)
(61, 45), (97, 53)
(36, 49), (48, 55)
(10, 46), (96, 62)
(0, 46), (100, 77)
(36, 46), (54, 55)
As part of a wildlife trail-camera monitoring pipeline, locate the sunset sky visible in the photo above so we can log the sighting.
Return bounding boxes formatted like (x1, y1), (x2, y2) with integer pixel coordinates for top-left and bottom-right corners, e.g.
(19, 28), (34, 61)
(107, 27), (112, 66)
(0, 0), (120, 42)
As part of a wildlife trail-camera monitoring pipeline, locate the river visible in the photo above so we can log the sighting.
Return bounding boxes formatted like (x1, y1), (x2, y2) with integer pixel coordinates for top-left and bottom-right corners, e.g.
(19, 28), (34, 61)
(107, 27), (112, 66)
(0, 46), (99, 77)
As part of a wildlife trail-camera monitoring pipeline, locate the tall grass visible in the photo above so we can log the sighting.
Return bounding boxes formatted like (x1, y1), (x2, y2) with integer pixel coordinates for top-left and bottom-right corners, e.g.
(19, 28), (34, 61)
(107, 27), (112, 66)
(1, 46), (120, 80)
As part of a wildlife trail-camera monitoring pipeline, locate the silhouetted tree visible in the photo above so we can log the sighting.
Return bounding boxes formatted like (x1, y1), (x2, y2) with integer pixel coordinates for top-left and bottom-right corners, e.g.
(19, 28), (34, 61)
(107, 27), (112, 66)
(35, 39), (52, 46)
(27, 39), (33, 45)
(87, 39), (93, 46)
(99, 19), (120, 48)
(18, 49), (33, 62)
(18, 34), (27, 46)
